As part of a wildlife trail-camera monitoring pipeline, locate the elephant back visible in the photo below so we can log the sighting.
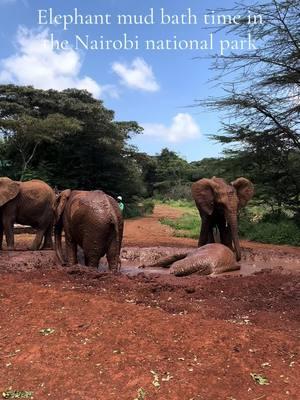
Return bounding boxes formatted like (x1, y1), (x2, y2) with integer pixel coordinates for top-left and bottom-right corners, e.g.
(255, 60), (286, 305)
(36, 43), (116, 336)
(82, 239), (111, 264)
(21, 180), (56, 204)
(0, 177), (20, 207)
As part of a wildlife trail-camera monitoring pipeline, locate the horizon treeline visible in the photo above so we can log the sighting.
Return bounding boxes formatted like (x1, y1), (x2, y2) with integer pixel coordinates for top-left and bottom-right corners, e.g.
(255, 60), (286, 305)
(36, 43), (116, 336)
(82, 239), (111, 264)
(0, 83), (299, 220)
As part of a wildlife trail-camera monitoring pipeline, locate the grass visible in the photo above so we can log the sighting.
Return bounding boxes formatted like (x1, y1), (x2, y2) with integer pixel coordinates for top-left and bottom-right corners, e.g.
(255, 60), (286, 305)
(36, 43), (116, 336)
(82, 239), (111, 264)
(160, 213), (200, 239)
(158, 200), (300, 246)
(239, 216), (300, 246)
(158, 200), (200, 239)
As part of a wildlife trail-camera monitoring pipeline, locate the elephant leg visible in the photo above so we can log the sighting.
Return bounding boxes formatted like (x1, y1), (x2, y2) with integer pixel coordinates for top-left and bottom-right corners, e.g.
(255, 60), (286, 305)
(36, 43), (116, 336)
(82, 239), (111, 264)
(30, 230), (44, 251)
(65, 234), (78, 265)
(0, 219), (3, 250)
(106, 235), (120, 272)
(217, 218), (233, 250)
(84, 252), (101, 269)
(42, 224), (53, 250)
(207, 228), (215, 243)
(83, 241), (102, 269)
(198, 216), (212, 246)
(2, 216), (14, 250)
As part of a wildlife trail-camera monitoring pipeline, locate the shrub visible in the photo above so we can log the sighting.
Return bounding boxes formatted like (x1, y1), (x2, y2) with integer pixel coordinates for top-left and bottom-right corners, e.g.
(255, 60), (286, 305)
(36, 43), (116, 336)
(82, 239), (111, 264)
(124, 199), (155, 219)
(239, 214), (300, 246)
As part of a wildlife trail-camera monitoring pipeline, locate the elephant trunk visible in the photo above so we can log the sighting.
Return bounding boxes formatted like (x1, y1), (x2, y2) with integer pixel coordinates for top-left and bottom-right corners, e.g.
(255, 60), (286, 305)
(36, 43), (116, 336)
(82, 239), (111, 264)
(54, 220), (65, 265)
(227, 213), (241, 262)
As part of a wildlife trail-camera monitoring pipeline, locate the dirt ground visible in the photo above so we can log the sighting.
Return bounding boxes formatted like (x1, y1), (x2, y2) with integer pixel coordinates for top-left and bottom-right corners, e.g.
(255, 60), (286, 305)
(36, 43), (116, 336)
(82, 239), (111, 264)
(0, 205), (299, 400)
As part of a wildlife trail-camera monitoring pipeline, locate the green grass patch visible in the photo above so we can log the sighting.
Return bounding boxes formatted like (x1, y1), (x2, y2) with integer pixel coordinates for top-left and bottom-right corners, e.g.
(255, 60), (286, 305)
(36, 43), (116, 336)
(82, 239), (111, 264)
(160, 212), (200, 239)
(158, 200), (300, 246)
(155, 199), (195, 212)
(239, 215), (300, 246)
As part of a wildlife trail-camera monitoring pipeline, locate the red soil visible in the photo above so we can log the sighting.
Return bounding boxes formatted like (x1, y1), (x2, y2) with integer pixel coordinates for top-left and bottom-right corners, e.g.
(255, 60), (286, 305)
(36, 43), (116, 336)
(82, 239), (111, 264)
(0, 205), (299, 400)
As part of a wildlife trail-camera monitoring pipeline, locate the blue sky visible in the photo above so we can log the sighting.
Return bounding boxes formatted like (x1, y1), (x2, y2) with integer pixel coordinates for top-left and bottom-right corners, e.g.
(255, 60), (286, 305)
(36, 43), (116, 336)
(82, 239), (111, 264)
(0, 0), (246, 161)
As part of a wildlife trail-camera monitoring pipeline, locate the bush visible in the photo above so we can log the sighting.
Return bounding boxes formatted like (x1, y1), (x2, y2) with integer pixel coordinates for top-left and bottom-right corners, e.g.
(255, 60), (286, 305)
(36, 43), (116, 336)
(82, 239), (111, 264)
(239, 214), (300, 246)
(124, 199), (155, 219)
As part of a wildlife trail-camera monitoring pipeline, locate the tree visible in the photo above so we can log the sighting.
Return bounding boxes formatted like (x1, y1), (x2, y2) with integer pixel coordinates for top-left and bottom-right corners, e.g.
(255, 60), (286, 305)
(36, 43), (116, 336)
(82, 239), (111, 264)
(201, 0), (300, 212)
(0, 85), (144, 202)
(0, 85), (81, 179)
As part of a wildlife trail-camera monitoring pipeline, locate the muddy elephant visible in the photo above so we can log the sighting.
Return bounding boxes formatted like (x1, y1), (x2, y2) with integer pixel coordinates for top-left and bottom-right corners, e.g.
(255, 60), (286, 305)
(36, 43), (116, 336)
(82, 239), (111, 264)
(54, 190), (124, 271)
(191, 177), (254, 261)
(139, 244), (238, 276)
(0, 177), (55, 250)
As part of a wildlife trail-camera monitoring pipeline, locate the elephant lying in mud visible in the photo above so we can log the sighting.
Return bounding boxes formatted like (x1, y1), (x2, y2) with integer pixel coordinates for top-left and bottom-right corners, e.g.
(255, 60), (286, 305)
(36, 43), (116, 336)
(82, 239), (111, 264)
(139, 243), (239, 276)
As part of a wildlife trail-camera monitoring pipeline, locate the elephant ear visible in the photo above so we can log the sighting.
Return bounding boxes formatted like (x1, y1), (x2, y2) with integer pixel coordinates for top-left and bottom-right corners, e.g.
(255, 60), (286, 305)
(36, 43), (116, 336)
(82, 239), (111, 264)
(54, 189), (71, 222)
(231, 178), (254, 208)
(0, 177), (20, 207)
(191, 178), (220, 215)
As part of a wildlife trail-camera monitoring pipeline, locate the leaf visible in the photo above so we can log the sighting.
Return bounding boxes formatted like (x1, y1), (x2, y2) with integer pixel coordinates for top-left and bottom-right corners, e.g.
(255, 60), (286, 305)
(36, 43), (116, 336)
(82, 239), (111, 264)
(250, 373), (270, 385)
(150, 370), (160, 388)
(133, 388), (146, 400)
(161, 372), (173, 382)
(39, 328), (55, 336)
(2, 390), (33, 398)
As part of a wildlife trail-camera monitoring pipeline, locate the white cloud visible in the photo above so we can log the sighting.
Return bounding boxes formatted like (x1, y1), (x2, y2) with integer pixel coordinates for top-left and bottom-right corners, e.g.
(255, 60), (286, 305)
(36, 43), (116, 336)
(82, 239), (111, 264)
(112, 57), (159, 92)
(0, 27), (117, 98)
(142, 113), (201, 143)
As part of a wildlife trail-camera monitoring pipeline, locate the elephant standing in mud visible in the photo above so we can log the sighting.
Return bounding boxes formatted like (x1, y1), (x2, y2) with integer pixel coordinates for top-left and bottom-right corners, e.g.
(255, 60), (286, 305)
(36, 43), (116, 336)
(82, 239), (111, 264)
(191, 177), (254, 261)
(0, 177), (55, 250)
(140, 243), (238, 276)
(54, 190), (123, 271)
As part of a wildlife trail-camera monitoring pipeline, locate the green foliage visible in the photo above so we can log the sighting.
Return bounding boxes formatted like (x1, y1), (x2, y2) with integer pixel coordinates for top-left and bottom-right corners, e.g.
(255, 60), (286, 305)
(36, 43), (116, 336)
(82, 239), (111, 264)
(124, 199), (155, 219)
(201, 1), (300, 213)
(0, 84), (145, 204)
(239, 214), (300, 246)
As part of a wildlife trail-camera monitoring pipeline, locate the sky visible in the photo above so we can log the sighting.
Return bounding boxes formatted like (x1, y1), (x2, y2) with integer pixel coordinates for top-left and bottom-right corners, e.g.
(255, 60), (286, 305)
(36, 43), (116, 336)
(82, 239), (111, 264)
(0, 0), (248, 161)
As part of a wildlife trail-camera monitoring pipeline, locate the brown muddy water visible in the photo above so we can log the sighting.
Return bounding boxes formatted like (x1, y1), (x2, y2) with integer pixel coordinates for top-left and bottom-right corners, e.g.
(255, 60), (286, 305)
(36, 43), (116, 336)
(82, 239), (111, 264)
(1, 246), (299, 276)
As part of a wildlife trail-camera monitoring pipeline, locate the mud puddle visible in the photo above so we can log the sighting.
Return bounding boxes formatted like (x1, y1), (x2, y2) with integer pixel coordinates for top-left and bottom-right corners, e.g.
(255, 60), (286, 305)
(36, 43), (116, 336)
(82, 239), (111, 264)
(0, 246), (299, 276)
(120, 246), (300, 276)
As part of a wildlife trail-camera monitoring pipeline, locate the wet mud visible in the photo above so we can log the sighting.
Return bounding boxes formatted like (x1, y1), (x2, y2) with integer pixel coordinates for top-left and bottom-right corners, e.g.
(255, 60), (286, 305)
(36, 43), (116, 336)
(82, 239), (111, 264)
(1, 244), (300, 277)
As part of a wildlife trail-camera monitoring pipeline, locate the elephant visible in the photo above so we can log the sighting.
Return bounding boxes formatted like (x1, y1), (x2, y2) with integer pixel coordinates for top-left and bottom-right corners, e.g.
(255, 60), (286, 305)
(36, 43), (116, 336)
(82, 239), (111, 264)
(139, 244), (238, 276)
(191, 177), (254, 261)
(54, 190), (124, 271)
(0, 177), (56, 250)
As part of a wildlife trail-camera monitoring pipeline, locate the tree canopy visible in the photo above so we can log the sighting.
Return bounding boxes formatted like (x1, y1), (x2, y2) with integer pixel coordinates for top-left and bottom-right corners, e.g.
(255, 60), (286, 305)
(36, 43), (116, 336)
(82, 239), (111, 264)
(0, 84), (144, 201)
(200, 0), (300, 212)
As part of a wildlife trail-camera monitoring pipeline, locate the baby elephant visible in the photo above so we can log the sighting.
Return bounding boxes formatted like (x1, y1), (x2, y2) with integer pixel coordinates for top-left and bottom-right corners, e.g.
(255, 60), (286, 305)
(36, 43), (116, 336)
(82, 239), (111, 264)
(140, 244), (238, 276)
(170, 243), (238, 276)
(54, 190), (123, 271)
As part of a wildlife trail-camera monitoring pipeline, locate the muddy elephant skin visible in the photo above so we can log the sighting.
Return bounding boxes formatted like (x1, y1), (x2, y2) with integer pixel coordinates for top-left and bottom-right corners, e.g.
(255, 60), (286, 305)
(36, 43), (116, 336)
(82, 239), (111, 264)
(169, 243), (238, 276)
(191, 177), (254, 261)
(55, 190), (124, 271)
(0, 177), (55, 250)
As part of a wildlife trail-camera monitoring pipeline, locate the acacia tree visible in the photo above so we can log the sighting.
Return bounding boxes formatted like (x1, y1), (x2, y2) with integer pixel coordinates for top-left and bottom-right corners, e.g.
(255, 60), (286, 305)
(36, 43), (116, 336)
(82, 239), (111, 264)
(202, 0), (300, 211)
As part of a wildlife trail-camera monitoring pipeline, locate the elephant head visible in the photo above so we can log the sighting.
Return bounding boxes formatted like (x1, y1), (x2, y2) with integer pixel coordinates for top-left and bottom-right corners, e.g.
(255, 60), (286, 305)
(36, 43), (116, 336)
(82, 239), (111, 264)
(0, 177), (20, 207)
(191, 177), (254, 261)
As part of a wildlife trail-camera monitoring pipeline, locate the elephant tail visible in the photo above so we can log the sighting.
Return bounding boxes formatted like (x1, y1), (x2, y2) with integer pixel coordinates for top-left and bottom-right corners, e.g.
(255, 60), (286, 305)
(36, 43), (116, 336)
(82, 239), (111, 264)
(54, 218), (65, 265)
